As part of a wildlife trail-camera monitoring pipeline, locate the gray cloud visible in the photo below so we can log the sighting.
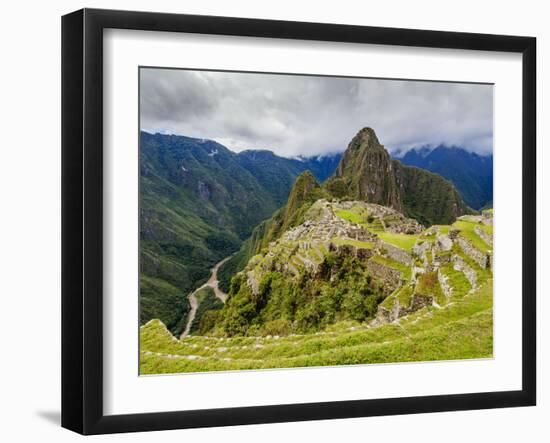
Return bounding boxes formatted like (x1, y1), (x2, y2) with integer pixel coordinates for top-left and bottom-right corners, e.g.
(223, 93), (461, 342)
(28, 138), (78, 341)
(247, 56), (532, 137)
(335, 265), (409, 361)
(140, 68), (493, 157)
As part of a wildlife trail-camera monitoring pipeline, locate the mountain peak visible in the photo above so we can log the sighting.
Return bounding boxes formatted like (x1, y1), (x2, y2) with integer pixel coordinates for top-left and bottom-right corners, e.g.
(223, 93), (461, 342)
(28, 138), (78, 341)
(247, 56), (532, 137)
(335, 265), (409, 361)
(351, 127), (381, 148)
(333, 126), (402, 210)
(327, 127), (471, 225)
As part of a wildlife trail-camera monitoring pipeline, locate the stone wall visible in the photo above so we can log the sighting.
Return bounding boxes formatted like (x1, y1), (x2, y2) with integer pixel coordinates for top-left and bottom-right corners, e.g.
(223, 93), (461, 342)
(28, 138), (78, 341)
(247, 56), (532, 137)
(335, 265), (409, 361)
(452, 254), (477, 289)
(366, 260), (402, 292)
(330, 242), (374, 260)
(474, 225), (493, 247)
(382, 242), (412, 265)
(412, 241), (430, 259)
(457, 236), (491, 269)
(376, 292), (433, 323)
(436, 234), (453, 251)
(438, 268), (452, 298)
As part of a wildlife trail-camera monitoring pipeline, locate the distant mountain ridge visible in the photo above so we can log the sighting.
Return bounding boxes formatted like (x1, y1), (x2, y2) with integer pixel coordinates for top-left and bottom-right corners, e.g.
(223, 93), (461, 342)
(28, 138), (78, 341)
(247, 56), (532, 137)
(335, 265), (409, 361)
(395, 145), (493, 210)
(235, 148), (341, 205)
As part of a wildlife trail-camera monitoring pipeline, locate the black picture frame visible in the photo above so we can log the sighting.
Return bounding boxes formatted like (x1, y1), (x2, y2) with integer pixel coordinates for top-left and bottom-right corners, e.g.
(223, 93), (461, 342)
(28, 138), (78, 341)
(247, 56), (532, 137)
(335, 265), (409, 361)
(61, 8), (537, 435)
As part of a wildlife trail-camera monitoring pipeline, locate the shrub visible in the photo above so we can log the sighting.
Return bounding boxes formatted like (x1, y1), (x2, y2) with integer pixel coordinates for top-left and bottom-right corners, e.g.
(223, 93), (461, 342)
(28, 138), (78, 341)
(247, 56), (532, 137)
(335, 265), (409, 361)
(260, 319), (293, 336)
(199, 310), (222, 335)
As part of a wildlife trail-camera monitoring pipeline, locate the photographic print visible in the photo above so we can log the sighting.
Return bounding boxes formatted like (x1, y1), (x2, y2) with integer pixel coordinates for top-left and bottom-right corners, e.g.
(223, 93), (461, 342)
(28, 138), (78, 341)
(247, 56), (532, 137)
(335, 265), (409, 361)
(138, 68), (494, 375)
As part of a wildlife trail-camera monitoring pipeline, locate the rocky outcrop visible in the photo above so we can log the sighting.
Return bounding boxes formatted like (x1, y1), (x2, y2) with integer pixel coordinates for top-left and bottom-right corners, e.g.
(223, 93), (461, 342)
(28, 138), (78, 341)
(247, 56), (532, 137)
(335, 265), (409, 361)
(330, 127), (470, 226)
(334, 128), (402, 211)
(246, 271), (260, 295)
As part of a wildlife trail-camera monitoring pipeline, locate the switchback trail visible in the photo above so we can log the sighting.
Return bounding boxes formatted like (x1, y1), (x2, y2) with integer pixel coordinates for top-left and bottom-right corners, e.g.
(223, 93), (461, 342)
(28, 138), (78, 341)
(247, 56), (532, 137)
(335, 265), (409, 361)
(180, 255), (232, 338)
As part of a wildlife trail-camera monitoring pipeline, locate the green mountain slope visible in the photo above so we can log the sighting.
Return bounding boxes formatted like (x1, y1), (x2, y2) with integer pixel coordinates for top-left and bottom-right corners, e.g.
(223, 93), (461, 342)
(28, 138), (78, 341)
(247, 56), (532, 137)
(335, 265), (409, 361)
(397, 145), (493, 210)
(140, 132), (341, 333)
(236, 150), (341, 206)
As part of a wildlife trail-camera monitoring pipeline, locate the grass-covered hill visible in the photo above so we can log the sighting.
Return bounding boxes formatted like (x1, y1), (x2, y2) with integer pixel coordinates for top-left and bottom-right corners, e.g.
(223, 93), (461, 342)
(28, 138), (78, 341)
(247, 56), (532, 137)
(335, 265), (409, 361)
(141, 205), (494, 373)
(140, 132), (341, 334)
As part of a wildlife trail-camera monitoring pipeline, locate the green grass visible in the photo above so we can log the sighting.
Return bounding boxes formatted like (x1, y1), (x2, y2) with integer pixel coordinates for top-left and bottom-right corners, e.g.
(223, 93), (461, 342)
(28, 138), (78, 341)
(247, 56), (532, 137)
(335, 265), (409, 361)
(479, 224), (493, 236)
(453, 220), (492, 253)
(335, 208), (366, 225)
(416, 272), (446, 306)
(454, 244), (492, 283)
(332, 237), (374, 249)
(140, 279), (493, 374)
(436, 225), (450, 235)
(380, 284), (414, 310)
(368, 219), (385, 232)
(426, 249), (433, 266)
(370, 255), (412, 280)
(378, 232), (418, 251)
(440, 263), (472, 300)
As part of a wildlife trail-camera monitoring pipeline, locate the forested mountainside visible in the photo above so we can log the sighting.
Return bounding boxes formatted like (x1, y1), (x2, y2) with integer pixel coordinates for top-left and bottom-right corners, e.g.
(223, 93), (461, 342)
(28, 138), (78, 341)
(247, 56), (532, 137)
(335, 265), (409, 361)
(396, 145), (493, 210)
(139, 131), (341, 333)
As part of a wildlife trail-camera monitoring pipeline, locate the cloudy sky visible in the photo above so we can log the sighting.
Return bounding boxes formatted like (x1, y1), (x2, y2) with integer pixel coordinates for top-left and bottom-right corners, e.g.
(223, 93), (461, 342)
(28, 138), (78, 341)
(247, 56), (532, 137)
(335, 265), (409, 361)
(140, 68), (493, 158)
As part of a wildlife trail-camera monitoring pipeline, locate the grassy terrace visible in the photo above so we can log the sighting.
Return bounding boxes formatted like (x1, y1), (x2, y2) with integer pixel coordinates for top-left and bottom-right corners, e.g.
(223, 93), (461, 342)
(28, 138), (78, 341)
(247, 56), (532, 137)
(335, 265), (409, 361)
(140, 279), (493, 374)
(332, 237), (374, 249)
(453, 220), (492, 253)
(439, 263), (472, 300)
(370, 254), (412, 280)
(454, 244), (492, 282)
(378, 232), (418, 251)
(335, 206), (418, 251)
(335, 206), (383, 231)
(416, 271), (446, 306)
(436, 225), (450, 235)
(478, 223), (493, 236)
(335, 208), (366, 225)
(380, 284), (414, 310)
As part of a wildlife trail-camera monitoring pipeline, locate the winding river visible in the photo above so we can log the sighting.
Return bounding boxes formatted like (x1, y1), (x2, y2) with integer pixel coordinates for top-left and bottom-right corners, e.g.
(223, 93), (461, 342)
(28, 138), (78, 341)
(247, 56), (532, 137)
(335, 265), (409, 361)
(180, 255), (232, 338)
